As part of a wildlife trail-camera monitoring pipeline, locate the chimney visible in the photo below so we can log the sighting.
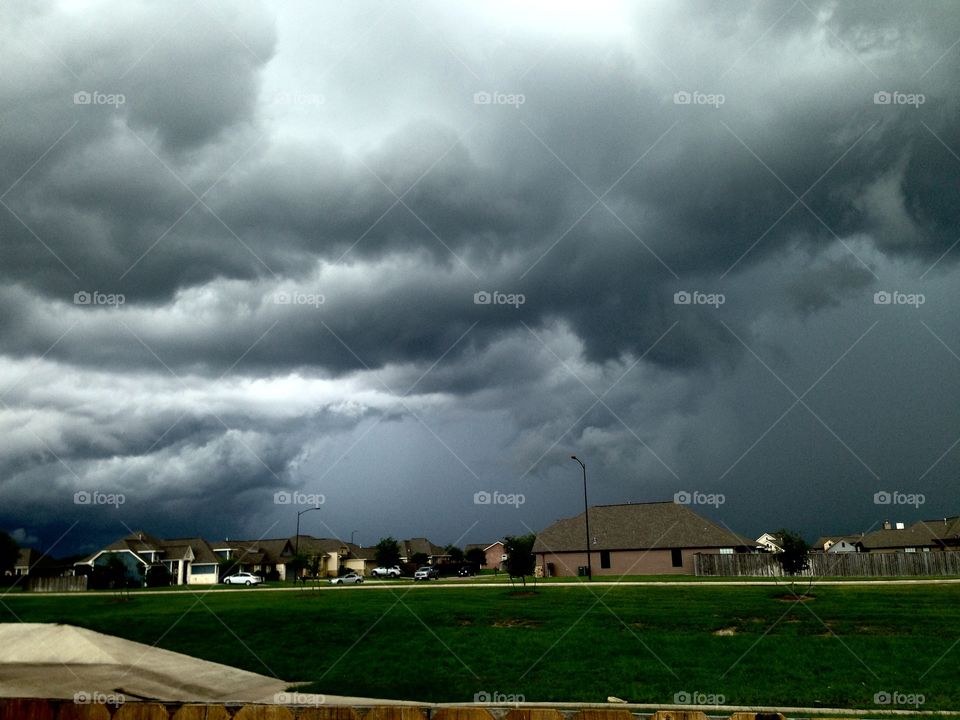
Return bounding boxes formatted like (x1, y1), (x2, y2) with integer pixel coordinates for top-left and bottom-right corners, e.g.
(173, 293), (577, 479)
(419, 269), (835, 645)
(882, 520), (892, 530)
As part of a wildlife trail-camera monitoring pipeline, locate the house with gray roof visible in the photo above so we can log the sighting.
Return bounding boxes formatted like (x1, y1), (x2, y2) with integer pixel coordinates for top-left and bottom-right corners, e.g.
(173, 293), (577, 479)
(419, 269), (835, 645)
(75, 531), (220, 585)
(533, 501), (755, 576)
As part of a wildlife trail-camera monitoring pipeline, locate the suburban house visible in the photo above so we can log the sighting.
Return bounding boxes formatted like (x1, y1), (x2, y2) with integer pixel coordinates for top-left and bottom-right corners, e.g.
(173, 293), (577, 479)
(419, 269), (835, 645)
(400, 538), (448, 565)
(11, 548), (47, 577)
(213, 538), (295, 580)
(813, 535), (860, 553)
(533, 501), (755, 577)
(756, 533), (783, 553)
(466, 541), (506, 570)
(75, 531), (220, 585)
(855, 519), (956, 553)
(293, 536), (382, 577)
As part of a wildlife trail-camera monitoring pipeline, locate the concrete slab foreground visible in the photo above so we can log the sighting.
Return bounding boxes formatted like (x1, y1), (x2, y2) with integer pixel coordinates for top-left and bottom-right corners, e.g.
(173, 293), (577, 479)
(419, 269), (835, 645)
(0, 623), (292, 703)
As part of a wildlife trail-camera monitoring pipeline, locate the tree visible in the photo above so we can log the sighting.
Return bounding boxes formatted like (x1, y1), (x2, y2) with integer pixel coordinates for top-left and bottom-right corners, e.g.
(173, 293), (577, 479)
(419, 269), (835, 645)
(145, 564), (171, 587)
(410, 552), (429, 567)
(445, 544), (464, 563)
(503, 534), (537, 588)
(774, 528), (811, 596)
(465, 547), (486, 567)
(289, 552), (310, 584)
(374, 537), (402, 567)
(0, 531), (18, 576)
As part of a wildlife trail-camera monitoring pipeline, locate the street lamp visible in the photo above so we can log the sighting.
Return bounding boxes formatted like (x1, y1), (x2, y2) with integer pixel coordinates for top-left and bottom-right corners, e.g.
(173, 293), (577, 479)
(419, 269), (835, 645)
(571, 456), (592, 580)
(295, 506), (322, 578)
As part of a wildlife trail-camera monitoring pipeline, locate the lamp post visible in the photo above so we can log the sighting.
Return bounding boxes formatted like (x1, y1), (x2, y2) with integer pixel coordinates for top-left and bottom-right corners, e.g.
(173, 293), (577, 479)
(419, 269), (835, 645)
(295, 506), (321, 580)
(571, 455), (592, 580)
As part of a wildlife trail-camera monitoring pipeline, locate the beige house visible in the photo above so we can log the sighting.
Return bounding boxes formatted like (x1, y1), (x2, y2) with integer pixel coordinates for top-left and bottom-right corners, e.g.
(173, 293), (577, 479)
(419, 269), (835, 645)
(534, 501), (754, 577)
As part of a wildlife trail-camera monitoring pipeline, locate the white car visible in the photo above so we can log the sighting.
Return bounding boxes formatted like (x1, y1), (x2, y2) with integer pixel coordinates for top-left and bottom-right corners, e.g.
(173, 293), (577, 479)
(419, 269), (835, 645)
(329, 572), (364, 585)
(222, 572), (263, 586)
(371, 566), (401, 578)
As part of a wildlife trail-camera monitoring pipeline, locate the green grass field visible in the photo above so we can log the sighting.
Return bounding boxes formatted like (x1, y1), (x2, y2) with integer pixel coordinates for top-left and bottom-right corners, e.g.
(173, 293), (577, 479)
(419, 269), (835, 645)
(2, 583), (958, 709)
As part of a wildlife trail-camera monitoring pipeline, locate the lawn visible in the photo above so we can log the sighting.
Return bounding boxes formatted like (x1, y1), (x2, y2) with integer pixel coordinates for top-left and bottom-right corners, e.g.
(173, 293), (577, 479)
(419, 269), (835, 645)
(2, 583), (958, 709)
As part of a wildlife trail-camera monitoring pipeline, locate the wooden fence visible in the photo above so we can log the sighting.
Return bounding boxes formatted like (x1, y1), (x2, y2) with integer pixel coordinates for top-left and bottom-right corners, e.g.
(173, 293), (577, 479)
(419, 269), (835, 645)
(26, 575), (88, 592)
(0, 700), (805, 720)
(694, 551), (960, 577)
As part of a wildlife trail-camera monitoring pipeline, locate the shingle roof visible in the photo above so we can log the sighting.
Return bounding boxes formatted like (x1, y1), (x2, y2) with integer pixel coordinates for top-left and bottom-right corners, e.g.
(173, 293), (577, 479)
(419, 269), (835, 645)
(857, 524), (943, 550)
(533, 501), (754, 553)
(401, 538), (445, 557)
(15, 548), (44, 568)
(919, 516), (960, 543)
(162, 538), (219, 564)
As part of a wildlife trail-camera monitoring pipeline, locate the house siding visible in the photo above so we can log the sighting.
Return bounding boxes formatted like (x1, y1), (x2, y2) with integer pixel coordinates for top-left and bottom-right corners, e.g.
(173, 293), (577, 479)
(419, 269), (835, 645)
(537, 547), (731, 576)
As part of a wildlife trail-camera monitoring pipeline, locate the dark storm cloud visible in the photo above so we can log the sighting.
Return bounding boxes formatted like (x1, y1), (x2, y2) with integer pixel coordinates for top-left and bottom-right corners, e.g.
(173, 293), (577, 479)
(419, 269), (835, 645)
(2, 0), (959, 552)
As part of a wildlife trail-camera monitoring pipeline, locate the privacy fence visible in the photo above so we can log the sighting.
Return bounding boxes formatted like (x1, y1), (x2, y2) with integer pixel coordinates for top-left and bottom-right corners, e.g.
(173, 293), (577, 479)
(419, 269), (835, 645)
(0, 700), (821, 720)
(26, 575), (88, 592)
(694, 551), (960, 577)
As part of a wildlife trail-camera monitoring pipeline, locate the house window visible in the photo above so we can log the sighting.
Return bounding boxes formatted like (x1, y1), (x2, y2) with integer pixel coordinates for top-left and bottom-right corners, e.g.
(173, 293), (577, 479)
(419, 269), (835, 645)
(719, 548), (734, 555)
(671, 548), (683, 567)
(600, 550), (611, 569)
(191, 564), (217, 574)
(905, 547), (916, 553)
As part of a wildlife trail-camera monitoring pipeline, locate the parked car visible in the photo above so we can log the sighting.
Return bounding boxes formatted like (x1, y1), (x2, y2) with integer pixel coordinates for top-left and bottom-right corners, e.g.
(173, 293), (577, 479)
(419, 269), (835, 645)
(222, 572), (263, 586)
(371, 566), (402, 578)
(414, 566), (439, 581)
(329, 572), (364, 585)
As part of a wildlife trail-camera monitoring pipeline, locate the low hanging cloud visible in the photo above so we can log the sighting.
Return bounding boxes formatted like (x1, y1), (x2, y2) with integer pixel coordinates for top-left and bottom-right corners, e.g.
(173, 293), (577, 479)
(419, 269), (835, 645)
(2, 0), (959, 553)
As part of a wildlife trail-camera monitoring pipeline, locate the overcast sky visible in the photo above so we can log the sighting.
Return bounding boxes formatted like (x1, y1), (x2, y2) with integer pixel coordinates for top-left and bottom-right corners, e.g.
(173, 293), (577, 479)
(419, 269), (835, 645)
(2, 0), (959, 558)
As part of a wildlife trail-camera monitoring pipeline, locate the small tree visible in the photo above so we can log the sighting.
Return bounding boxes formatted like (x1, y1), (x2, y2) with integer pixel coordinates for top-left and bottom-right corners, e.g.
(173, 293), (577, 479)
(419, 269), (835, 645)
(774, 528), (811, 597)
(465, 547), (486, 567)
(445, 544), (464, 563)
(0, 531), (18, 576)
(145, 564), (171, 587)
(504, 534), (537, 588)
(289, 552), (310, 585)
(374, 537), (402, 567)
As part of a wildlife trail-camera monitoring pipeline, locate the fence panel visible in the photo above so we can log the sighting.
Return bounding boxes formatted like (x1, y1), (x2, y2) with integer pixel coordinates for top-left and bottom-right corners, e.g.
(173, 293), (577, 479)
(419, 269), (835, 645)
(694, 551), (960, 577)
